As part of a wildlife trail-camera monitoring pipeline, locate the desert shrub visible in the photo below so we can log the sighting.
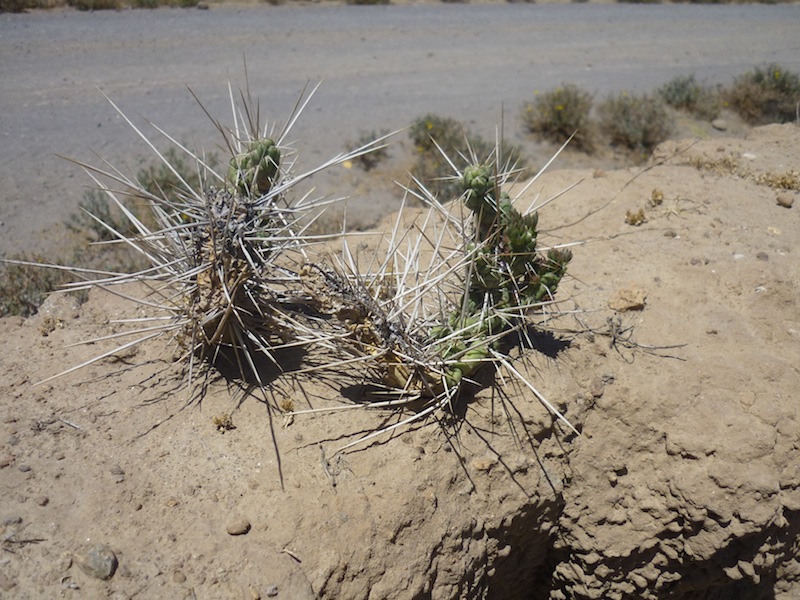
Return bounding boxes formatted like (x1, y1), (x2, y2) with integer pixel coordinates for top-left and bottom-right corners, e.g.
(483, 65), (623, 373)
(68, 148), (208, 242)
(0, 254), (74, 318)
(521, 84), (595, 151)
(409, 114), (527, 201)
(347, 130), (390, 171)
(657, 74), (721, 120)
(0, 0), (33, 12)
(725, 64), (800, 124)
(597, 92), (673, 153)
(67, 0), (120, 9)
(2, 150), (210, 317)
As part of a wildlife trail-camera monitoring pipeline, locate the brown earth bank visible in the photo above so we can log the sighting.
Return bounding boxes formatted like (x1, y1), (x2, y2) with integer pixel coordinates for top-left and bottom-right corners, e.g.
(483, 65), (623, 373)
(0, 123), (798, 599)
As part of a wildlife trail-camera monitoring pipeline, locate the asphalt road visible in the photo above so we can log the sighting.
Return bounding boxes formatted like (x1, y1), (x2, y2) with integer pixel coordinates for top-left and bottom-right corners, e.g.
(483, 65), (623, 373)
(1, 3), (799, 254)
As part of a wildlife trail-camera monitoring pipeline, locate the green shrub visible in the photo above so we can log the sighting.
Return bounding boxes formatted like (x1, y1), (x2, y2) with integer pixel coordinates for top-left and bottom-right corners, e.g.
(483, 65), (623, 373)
(67, 0), (120, 10)
(409, 114), (527, 201)
(725, 64), (800, 124)
(347, 130), (390, 172)
(521, 84), (595, 151)
(0, 254), (74, 318)
(598, 92), (673, 153)
(1, 150), (211, 317)
(0, 0), (33, 12)
(657, 74), (721, 120)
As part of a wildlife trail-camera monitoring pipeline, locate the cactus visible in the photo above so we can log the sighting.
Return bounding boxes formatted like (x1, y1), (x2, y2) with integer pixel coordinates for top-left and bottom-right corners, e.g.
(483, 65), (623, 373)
(291, 142), (578, 452)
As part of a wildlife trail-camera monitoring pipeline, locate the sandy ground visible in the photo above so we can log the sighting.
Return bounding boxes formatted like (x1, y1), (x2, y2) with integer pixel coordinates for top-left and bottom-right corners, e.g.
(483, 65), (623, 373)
(0, 122), (798, 598)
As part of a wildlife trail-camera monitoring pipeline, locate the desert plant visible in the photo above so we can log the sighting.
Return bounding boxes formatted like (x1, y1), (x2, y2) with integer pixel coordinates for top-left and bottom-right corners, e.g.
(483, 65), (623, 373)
(0, 254), (75, 317)
(408, 113), (527, 201)
(292, 140), (578, 451)
(597, 91), (672, 153)
(521, 84), (595, 151)
(22, 83), (389, 396)
(66, 0), (120, 10)
(725, 64), (800, 124)
(347, 130), (390, 171)
(657, 74), (721, 121)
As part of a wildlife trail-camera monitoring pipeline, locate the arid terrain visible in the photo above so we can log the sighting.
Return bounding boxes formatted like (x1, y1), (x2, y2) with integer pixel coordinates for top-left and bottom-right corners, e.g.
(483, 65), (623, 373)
(1, 122), (798, 598)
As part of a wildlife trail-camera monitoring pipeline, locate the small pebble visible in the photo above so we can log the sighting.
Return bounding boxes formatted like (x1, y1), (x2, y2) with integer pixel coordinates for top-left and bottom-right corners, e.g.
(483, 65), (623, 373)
(56, 553), (73, 572)
(756, 252), (769, 261)
(226, 518), (251, 536)
(172, 571), (187, 583)
(589, 377), (605, 399)
(776, 193), (794, 208)
(18, 464), (31, 473)
(74, 544), (118, 580)
(110, 465), (125, 483)
(711, 118), (727, 131)
(266, 584), (279, 597)
(7, 435), (19, 446)
(34, 495), (49, 507)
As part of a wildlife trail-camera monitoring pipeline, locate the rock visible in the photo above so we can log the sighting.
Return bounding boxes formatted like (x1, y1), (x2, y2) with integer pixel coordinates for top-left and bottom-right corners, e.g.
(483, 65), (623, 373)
(711, 118), (727, 131)
(776, 193), (794, 208)
(589, 377), (605, 399)
(74, 544), (118, 580)
(226, 518), (251, 536)
(608, 286), (647, 312)
(110, 465), (125, 483)
(34, 495), (49, 506)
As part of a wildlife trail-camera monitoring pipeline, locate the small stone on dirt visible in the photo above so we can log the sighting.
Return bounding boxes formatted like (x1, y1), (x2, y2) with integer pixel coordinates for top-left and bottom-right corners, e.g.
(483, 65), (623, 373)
(608, 286), (647, 312)
(590, 377), (605, 399)
(34, 495), (49, 506)
(74, 544), (118, 580)
(110, 465), (125, 483)
(711, 118), (727, 131)
(756, 252), (769, 261)
(226, 518), (251, 536)
(776, 193), (794, 208)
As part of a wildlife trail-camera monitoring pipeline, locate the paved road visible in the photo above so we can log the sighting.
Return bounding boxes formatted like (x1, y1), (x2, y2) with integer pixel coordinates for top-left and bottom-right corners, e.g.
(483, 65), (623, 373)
(2, 3), (799, 254)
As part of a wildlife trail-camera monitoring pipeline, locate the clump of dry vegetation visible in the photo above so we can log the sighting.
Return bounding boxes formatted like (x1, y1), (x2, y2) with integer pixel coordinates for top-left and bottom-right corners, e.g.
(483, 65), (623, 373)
(724, 63), (800, 125)
(408, 113), (527, 201)
(597, 91), (673, 154)
(521, 84), (595, 151)
(657, 74), (721, 121)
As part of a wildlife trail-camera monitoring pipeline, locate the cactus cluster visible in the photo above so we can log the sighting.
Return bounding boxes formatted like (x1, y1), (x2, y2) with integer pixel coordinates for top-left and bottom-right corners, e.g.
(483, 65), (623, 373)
(30, 83), (577, 452)
(430, 163), (572, 391)
(289, 150), (577, 450)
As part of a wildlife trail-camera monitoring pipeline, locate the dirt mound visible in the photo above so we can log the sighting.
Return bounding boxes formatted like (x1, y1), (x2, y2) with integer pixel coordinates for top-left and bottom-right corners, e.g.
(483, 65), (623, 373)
(1, 124), (798, 599)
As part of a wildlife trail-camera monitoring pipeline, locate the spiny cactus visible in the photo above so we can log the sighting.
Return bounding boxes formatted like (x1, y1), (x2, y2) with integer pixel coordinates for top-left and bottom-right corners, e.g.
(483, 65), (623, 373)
(292, 143), (579, 451)
(29, 83), (390, 393)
